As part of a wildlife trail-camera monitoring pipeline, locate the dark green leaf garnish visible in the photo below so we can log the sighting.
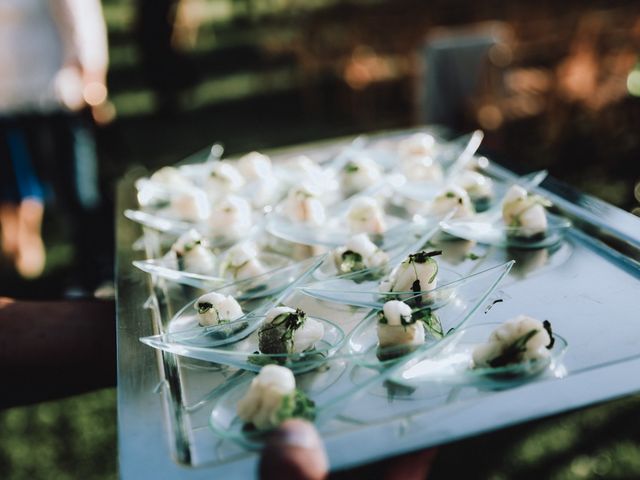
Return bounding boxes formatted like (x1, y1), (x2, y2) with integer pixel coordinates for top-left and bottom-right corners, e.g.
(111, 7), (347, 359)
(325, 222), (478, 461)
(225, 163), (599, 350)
(258, 309), (307, 354)
(543, 320), (555, 349)
(408, 250), (442, 264)
(338, 250), (366, 274)
(344, 162), (359, 173)
(377, 304), (413, 327)
(177, 255), (186, 272)
(487, 329), (539, 368)
(411, 279), (423, 307)
(197, 302), (213, 314)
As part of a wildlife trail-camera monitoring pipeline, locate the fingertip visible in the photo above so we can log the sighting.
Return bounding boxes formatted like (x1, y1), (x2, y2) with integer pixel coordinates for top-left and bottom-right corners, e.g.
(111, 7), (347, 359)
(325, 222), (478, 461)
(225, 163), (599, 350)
(259, 419), (328, 480)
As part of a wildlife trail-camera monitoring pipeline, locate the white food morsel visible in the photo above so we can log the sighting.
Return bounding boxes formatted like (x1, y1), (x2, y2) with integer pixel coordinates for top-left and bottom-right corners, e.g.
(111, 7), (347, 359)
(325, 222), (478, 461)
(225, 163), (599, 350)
(150, 166), (194, 190)
(237, 364), (296, 430)
(280, 155), (337, 194)
(398, 133), (436, 158)
(222, 242), (266, 280)
(333, 233), (389, 269)
(346, 196), (387, 234)
(236, 152), (280, 207)
(208, 195), (252, 238)
(377, 300), (425, 348)
(263, 306), (325, 353)
(170, 229), (216, 274)
(207, 161), (245, 195)
(379, 251), (438, 301)
(167, 188), (210, 222)
(285, 155), (324, 180)
(382, 300), (413, 326)
(453, 170), (493, 200)
(429, 184), (475, 219)
(282, 184), (327, 225)
(294, 317), (324, 352)
(195, 291), (244, 326)
(265, 306), (297, 324)
(399, 154), (444, 183)
(236, 151), (273, 180)
(472, 315), (552, 367)
(340, 155), (382, 195)
(502, 185), (548, 237)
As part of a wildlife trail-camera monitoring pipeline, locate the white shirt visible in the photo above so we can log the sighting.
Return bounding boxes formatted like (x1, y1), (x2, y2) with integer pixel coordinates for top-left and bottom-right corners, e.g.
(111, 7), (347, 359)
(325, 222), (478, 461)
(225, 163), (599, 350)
(0, 0), (108, 114)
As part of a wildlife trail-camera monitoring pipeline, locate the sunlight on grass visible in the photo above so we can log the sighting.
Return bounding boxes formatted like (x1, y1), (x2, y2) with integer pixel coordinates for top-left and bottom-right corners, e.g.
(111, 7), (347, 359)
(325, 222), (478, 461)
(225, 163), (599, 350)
(0, 389), (117, 480)
(513, 422), (580, 464)
(102, 2), (134, 32)
(110, 67), (298, 117)
(190, 67), (297, 107)
(108, 45), (139, 69)
(111, 90), (155, 117)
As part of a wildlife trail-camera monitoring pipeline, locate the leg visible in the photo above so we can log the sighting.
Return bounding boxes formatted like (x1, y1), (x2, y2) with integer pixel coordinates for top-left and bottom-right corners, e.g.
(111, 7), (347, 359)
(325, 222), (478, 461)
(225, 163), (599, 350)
(1, 119), (46, 277)
(15, 198), (45, 279)
(0, 203), (19, 259)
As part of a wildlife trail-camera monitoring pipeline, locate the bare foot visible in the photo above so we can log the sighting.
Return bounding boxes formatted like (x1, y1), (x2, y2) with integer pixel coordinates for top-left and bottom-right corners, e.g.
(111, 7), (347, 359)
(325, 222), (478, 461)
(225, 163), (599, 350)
(0, 203), (19, 258)
(15, 199), (46, 279)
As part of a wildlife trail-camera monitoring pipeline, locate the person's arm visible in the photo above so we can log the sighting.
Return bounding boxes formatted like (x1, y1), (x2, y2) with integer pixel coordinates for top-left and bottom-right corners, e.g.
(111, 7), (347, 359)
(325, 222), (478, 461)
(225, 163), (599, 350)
(0, 297), (116, 409)
(48, 0), (110, 118)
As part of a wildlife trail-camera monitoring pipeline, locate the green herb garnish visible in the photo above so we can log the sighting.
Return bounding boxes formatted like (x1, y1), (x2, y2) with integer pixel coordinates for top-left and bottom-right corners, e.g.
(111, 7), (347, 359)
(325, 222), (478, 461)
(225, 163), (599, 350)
(398, 250), (440, 300)
(258, 309), (307, 354)
(338, 250), (366, 274)
(344, 162), (360, 173)
(242, 389), (316, 432)
(508, 195), (551, 228)
(414, 308), (443, 338)
(276, 389), (316, 424)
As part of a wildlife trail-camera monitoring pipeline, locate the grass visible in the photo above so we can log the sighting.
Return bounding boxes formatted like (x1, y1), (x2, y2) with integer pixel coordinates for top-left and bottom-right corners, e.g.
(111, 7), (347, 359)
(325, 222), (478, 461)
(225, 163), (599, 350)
(0, 390), (117, 480)
(431, 394), (640, 479)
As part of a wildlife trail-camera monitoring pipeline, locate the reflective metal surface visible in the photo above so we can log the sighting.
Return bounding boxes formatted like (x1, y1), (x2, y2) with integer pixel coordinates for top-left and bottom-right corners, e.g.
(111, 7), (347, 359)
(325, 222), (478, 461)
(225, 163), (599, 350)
(116, 130), (640, 478)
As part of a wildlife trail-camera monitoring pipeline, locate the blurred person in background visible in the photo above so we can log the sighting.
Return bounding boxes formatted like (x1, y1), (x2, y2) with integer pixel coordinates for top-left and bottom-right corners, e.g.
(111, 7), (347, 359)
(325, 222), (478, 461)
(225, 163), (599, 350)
(0, 0), (111, 289)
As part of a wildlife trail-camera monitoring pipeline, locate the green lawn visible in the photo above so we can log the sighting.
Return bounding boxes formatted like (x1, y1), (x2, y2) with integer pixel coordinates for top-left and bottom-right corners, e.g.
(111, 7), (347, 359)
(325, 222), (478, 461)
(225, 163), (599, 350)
(0, 389), (117, 480)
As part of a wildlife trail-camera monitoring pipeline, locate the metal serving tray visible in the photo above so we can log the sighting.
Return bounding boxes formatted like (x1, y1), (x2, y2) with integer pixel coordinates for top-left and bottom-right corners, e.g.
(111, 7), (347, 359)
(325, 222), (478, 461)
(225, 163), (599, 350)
(116, 129), (640, 478)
